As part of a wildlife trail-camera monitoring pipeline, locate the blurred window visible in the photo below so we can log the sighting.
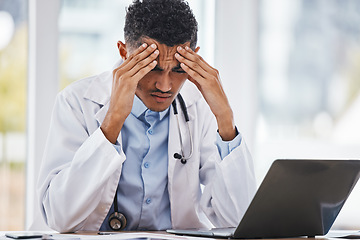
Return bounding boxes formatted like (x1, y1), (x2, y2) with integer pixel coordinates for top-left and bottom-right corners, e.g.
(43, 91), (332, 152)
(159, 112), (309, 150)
(59, 0), (213, 88)
(0, 0), (27, 231)
(59, 0), (132, 88)
(257, 0), (360, 228)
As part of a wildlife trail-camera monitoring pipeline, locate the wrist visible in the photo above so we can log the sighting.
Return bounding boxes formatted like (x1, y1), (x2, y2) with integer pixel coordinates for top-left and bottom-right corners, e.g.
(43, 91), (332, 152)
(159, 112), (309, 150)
(101, 112), (125, 144)
(216, 110), (237, 141)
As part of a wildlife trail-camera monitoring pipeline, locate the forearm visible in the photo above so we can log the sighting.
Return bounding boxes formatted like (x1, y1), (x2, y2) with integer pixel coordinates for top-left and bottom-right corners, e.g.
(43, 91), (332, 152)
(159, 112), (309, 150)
(197, 104), (256, 227)
(201, 139), (256, 227)
(101, 42), (159, 145)
(215, 107), (237, 141)
(101, 112), (126, 144)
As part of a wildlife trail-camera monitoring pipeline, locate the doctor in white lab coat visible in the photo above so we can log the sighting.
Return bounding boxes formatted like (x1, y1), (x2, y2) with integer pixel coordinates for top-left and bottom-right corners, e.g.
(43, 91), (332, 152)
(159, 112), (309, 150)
(37, 0), (256, 233)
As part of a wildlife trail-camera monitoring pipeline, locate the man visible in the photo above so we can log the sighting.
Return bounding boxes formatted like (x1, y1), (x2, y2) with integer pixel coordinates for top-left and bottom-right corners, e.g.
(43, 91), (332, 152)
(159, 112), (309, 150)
(37, 0), (256, 233)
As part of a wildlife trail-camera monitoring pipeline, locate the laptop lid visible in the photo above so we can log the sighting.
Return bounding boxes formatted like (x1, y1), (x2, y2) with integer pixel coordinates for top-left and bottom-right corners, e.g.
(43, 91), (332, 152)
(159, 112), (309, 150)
(233, 159), (360, 238)
(167, 159), (360, 239)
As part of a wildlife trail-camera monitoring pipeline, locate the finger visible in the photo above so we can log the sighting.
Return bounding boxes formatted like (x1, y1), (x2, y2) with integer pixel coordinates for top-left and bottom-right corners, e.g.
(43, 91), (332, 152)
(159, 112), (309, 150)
(128, 43), (158, 65)
(177, 46), (214, 71)
(127, 49), (159, 77)
(185, 46), (212, 69)
(179, 62), (207, 85)
(113, 59), (158, 93)
(175, 52), (210, 80)
(120, 43), (158, 72)
(176, 47), (219, 81)
(113, 43), (157, 82)
(131, 60), (158, 82)
(114, 49), (158, 86)
(118, 43), (148, 70)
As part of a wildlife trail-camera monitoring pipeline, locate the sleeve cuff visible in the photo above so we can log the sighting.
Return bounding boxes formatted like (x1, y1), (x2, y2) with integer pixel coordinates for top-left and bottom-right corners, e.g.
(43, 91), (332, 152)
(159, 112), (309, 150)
(99, 127), (123, 155)
(112, 141), (122, 154)
(216, 127), (242, 160)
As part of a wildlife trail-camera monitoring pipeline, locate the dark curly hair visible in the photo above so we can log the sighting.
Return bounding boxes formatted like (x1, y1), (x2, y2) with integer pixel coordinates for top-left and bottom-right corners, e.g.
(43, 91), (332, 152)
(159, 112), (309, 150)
(124, 0), (198, 50)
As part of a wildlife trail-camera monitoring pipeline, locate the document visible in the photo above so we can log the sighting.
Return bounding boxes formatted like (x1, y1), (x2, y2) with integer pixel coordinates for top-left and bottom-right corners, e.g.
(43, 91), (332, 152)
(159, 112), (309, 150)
(326, 230), (360, 239)
(0, 231), (209, 240)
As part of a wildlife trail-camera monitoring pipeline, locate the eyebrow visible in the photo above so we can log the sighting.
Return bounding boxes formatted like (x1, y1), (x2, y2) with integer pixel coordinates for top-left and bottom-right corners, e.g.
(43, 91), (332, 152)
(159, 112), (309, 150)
(172, 65), (184, 72)
(152, 64), (185, 72)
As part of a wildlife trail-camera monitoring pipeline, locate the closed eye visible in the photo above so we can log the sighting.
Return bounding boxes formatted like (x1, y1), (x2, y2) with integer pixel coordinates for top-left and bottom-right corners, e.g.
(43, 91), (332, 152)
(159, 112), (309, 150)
(173, 66), (186, 73)
(151, 65), (186, 73)
(151, 65), (163, 72)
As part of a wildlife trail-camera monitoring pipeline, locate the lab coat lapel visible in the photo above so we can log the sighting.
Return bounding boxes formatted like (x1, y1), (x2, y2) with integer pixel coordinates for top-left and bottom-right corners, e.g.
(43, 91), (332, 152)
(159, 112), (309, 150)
(85, 75), (111, 126)
(95, 102), (110, 126)
(82, 62), (124, 143)
(168, 82), (201, 186)
(83, 59), (122, 109)
(168, 83), (198, 176)
(168, 100), (195, 228)
(167, 105), (181, 184)
(84, 70), (112, 106)
(168, 82), (205, 228)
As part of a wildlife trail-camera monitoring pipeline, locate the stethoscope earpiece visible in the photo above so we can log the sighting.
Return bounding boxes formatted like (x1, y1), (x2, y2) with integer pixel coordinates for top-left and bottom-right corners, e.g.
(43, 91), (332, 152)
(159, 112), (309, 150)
(173, 153), (187, 164)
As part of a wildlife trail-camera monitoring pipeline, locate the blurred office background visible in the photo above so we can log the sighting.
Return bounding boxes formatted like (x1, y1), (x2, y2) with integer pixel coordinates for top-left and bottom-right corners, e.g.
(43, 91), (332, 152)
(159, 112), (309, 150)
(0, 0), (360, 231)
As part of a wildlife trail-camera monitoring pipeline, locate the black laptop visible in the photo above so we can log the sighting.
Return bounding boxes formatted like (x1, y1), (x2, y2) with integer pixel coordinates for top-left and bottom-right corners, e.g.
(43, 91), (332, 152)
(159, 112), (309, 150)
(167, 159), (360, 238)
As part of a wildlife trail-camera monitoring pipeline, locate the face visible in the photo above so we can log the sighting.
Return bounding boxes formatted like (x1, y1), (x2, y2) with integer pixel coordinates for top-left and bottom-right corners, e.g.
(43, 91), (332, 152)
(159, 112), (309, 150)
(124, 39), (190, 112)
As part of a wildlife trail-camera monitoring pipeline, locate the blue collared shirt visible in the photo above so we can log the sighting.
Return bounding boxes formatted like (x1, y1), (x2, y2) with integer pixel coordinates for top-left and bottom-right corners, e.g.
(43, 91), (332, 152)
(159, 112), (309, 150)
(100, 95), (241, 231)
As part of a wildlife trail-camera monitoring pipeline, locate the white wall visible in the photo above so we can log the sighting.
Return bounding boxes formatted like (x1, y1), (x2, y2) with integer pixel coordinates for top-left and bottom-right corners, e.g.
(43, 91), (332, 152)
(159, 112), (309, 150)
(214, 0), (258, 152)
(26, 0), (60, 230)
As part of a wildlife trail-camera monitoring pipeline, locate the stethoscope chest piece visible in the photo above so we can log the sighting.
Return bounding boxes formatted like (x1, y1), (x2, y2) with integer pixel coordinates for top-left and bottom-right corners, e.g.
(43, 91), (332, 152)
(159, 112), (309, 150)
(109, 188), (127, 231)
(109, 212), (127, 231)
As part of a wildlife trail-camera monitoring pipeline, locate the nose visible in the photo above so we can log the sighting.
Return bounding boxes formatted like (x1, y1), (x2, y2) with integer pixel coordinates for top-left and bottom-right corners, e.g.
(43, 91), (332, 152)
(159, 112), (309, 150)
(155, 73), (172, 92)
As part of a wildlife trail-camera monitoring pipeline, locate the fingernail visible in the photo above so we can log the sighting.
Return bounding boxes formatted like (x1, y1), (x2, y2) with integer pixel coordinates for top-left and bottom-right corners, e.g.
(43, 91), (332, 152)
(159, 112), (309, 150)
(185, 46), (190, 50)
(175, 53), (180, 58)
(178, 46), (183, 51)
(151, 44), (157, 49)
(154, 50), (159, 55)
(142, 43), (147, 48)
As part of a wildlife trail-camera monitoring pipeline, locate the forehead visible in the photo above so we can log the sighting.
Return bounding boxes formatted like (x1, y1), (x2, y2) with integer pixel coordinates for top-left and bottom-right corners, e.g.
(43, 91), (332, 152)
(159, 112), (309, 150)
(143, 38), (190, 65)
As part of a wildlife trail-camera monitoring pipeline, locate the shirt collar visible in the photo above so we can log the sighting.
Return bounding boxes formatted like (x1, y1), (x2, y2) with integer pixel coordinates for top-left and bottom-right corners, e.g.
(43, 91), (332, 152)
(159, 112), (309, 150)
(131, 95), (170, 121)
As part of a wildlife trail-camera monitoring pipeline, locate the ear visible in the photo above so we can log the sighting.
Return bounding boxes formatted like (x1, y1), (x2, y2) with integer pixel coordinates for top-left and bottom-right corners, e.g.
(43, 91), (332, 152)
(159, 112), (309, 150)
(117, 41), (127, 60)
(194, 46), (200, 53)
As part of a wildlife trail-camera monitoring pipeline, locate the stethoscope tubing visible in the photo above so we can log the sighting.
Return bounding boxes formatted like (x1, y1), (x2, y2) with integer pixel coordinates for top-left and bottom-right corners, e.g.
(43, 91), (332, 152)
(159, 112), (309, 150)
(172, 93), (193, 164)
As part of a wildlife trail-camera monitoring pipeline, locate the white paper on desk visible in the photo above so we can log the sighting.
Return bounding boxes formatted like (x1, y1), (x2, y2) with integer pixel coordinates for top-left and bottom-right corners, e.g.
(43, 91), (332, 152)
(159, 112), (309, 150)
(325, 230), (360, 239)
(51, 232), (209, 240)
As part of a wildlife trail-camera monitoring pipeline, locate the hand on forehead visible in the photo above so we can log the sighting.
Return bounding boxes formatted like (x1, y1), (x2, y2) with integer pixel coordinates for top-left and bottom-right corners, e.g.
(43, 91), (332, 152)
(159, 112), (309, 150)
(125, 38), (189, 71)
(139, 38), (191, 62)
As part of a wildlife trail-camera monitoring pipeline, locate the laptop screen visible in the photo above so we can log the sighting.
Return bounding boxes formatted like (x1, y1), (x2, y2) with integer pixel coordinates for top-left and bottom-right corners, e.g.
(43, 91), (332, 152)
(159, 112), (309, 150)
(233, 159), (360, 238)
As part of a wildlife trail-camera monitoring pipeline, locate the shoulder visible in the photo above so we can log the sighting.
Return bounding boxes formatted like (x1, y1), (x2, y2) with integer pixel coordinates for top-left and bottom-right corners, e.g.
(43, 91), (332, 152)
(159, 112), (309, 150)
(58, 70), (112, 106)
(60, 75), (97, 97)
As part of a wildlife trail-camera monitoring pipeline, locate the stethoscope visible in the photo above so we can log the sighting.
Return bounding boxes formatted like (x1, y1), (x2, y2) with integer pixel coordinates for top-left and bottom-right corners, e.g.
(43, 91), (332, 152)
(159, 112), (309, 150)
(172, 93), (194, 164)
(108, 93), (193, 231)
(108, 188), (127, 231)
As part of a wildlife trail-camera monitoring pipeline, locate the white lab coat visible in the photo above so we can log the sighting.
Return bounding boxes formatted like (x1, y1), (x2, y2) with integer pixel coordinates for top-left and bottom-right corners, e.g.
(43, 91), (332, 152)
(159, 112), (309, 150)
(37, 61), (257, 233)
